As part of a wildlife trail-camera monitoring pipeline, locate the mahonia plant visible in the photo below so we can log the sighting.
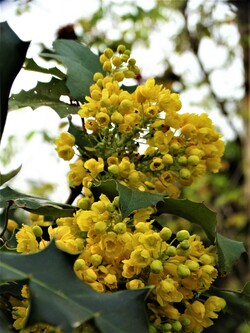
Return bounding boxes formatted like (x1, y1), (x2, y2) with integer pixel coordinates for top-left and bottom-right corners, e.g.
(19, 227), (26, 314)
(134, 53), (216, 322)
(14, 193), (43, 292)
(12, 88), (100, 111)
(10, 45), (228, 333)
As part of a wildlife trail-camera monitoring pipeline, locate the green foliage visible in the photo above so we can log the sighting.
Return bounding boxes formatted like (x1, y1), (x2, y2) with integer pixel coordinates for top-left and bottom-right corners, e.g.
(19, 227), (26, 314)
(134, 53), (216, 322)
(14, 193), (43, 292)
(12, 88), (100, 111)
(0, 241), (150, 333)
(9, 77), (79, 118)
(0, 186), (76, 217)
(0, 165), (22, 186)
(42, 39), (104, 102)
(0, 21), (30, 141)
(117, 182), (164, 218)
(216, 233), (246, 273)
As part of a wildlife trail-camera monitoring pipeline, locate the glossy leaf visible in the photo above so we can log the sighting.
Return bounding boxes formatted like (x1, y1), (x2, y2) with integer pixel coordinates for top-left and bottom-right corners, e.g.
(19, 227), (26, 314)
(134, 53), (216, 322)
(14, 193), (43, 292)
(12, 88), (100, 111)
(42, 39), (103, 102)
(0, 186), (76, 217)
(0, 165), (22, 186)
(156, 198), (217, 243)
(24, 57), (65, 79)
(117, 183), (164, 218)
(0, 21), (30, 141)
(0, 241), (150, 333)
(216, 233), (246, 273)
(9, 77), (79, 118)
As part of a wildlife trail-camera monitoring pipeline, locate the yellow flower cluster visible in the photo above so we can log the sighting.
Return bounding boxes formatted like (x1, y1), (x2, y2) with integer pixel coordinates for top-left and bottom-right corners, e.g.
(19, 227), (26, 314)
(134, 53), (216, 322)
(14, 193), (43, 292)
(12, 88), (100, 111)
(54, 132), (75, 161)
(55, 45), (224, 198)
(14, 196), (225, 332)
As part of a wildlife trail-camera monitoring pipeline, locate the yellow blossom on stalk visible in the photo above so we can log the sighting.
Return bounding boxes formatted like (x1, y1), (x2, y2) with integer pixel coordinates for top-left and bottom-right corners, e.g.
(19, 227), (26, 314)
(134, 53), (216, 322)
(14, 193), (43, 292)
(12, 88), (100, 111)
(16, 225), (39, 253)
(54, 132), (75, 161)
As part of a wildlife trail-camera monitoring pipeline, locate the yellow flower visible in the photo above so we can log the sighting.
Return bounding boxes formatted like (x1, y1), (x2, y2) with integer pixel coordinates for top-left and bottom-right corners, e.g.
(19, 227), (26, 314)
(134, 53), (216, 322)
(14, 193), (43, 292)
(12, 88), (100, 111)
(68, 159), (86, 187)
(126, 279), (145, 289)
(155, 278), (183, 306)
(130, 246), (152, 268)
(84, 157), (104, 178)
(55, 144), (75, 161)
(16, 225), (39, 253)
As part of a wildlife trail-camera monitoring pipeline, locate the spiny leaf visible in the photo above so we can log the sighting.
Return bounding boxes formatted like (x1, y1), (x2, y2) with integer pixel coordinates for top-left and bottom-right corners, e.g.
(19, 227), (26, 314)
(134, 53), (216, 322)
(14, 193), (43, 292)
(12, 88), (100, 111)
(117, 183), (164, 218)
(0, 165), (22, 186)
(0, 21), (30, 141)
(42, 39), (104, 102)
(0, 186), (76, 217)
(24, 57), (65, 79)
(0, 241), (150, 333)
(156, 198), (217, 243)
(216, 233), (246, 273)
(9, 77), (79, 118)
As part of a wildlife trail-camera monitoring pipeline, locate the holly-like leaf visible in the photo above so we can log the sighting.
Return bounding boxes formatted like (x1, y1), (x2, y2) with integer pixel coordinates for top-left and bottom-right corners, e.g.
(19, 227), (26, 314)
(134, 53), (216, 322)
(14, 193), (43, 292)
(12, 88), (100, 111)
(24, 57), (65, 79)
(0, 165), (22, 186)
(42, 39), (104, 102)
(156, 198), (217, 243)
(216, 233), (246, 273)
(0, 241), (150, 333)
(0, 21), (30, 141)
(9, 77), (79, 118)
(0, 186), (76, 217)
(117, 183), (164, 218)
(91, 179), (118, 202)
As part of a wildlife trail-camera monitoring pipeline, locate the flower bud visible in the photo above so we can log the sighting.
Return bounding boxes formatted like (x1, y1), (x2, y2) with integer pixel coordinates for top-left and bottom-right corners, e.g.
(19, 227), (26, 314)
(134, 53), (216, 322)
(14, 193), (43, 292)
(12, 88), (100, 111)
(166, 245), (177, 257)
(78, 198), (91, 210)
(94, 221), (107, 233)
(117, 44), (126, 53)
(179, 240), (190, 250)
(200, 254), (212, 265)
(32, 226), (43, 238)
(93, 72), (104, 82)
(179, 168), (191, 179)
(172, 321), (182, 332)
(160, 227), (172, 241)
(181, 317), (191, 326)
(188, 155), (200, 166)
(104, 48), (114, 59)
(176, 230), (190, 241)
(162, 323), (172, 332)
(103, 60), (112, 72)
(150, 260), (163, 274)
(113, 222), (126, 234)
(178, 156), (187, 165)
(90, 254), (102, 267)
(74, 259), (86, 271)
(108, 164), (119, 175)
(185, 259), (199, 271)
(177, 264), (191, 278)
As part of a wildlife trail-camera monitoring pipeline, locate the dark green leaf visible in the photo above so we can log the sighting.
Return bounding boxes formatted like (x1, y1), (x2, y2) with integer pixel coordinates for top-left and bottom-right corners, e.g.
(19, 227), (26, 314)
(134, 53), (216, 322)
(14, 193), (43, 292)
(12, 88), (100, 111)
(91, 180), (118, 201)
(68, 115), (97, 152)
(0, 186), (76, 217)
(0, 241), (150, 333)
(42, 39), (103, 102)
(9, 77), (79, 118)
(210, 286), (250, 320)
(0, 165), (22, 186)
(0, 21), (30, 141)
(243, 281), (250, 298)
(156, 198), (217, 243)
(216, 233), (246, 273)
(24, 57), (66, 79)
(117, 183), (164, 218)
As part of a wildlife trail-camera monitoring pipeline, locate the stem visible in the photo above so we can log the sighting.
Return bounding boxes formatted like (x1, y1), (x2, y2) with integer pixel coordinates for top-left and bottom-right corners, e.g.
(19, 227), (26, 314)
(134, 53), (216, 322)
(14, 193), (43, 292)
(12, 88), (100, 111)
(0, 200), (14, 239)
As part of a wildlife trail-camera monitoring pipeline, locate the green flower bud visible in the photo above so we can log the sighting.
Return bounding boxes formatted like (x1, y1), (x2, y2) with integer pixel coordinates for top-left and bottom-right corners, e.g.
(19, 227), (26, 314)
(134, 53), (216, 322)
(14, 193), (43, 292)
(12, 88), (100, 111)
(179, 240), (190, 250)
(178, 155), (187, 165)
(187, 155), (200, 166)
(94, 221), (107, 233)
(172, 320), (182, 331)
(200, 254), (212, 265)
(112, 196), (120, 208)
(90, 254), (102, 267)
(160, 227), (172, 241)
(113, 222), (126, 234)
(166, 245), (177, 257)
(176, 230), (190, 241)
(177, 264), (191, 278)
(162, 323), (172, 332)
(78, 198), (91, 210)
(179, 167), (191, 179)
(150, 260), (163, 274)
(104, 48), (114, 59)
(32, 226), (43, 238)
(108, 164), (119, 175)
(117, 44), (126, 54)
(185, 259), (199, 271)
(181, 317), (191, 326)
(74, 259), (86, 271)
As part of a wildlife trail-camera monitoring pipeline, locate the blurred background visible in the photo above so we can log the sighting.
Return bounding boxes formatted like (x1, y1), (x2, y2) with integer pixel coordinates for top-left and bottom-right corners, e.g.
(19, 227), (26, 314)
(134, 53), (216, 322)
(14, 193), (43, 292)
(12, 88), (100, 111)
(0, 1), (249, 331)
